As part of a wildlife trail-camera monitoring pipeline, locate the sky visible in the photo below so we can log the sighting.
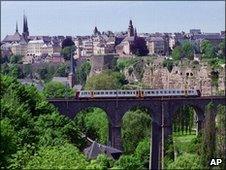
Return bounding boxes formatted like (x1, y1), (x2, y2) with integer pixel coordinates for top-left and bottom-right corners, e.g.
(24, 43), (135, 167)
(1, 1), (225, 39)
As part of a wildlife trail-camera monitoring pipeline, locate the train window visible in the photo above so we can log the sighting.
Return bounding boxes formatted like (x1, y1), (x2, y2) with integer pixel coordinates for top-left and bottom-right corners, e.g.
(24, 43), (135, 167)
(118, 92), (121, 94)
(97, 92), (100, 94)
(122, 91), (125, 94)
(164, 91), (167, 94)
(94, 92), (96, 94)
(101, 92), (104, 94)
(181, 90), (184, 93)
(160, 91), (163, 94)
(106, 92), (108, 94)
(156, 91), (159, 94)
(152, 91), (155, 94)
(148, 91), (150, 94)
(114, 92), (117, 94)
(172, 91), (175, 93)
(177, 91), (180, 93)
(109, 92), (113, 94)
(126, 91), (129, 94)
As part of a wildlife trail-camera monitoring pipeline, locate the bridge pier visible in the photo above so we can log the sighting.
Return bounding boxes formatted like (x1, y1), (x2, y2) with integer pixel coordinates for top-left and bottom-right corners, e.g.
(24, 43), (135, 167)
(109, 125), (123, 151)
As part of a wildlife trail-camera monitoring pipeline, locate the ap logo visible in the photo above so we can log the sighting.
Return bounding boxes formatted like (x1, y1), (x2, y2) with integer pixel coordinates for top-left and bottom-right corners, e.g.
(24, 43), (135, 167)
(210, 159), (222, 166)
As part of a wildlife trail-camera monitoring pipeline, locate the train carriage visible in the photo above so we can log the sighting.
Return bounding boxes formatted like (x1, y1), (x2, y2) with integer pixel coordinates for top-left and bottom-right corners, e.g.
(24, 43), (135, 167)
(78, 89), (201, 99)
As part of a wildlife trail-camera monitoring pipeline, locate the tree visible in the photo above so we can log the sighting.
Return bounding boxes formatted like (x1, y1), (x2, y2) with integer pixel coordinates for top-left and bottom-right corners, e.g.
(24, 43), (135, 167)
(54, 63), (70, 77)
(181, 41), (194, 60)
(200, 40), (217, 59)
(167, 153), (201, 169)
(37, 67), (48, 80)
(76, 61), (91, 85)
(25, 143), (89, 169)
(9, 55), (23, 64)
(43, 81), (74, 98)
(75, 108), (108, 144)
(215, 105), (226, 170)
(219, 38), (225, 57)
(0, 119), (19, 168)
(200, 102), (216, 169)
(85, 70), (125, 90)
(163, 59), (174, 72)
(8, 64), (23, 78)
(134, 138), (151, 168)
(171, 46), (182, 60)
(60, 46), (76, 61)
(122, 109), (151, 153)
(113, 155), (143, 170)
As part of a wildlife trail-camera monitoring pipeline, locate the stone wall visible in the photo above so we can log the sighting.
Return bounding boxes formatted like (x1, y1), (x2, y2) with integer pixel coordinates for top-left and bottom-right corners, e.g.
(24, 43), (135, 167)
(125, 61), (225, 96)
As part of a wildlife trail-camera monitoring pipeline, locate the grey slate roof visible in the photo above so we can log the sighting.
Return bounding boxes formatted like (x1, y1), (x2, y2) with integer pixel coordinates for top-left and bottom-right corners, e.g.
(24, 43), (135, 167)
(84, 141), (122, 160)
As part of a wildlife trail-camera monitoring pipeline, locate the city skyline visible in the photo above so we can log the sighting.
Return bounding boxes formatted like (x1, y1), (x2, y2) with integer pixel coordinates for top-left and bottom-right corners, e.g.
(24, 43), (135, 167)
(1, 1), (225, 39)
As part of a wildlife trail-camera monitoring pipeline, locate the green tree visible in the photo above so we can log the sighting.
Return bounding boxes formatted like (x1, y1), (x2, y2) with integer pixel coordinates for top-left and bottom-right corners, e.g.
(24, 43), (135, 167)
(60, 46), (76, 61)
(76, 61), (91, 85)
(54, 63), (70, 77)
(167, 153), (201, 169)
(171, 46), (182, 60)
(200, 40), (217, 59)
(0, 119), (19, 168)
(25, 143), (88, 169)
(85, 70), (125, 90)
(9, 55), (23, 64)
(43, 81), (74, 98)
(37, 67), (48, 80)
(215, 105), (226, 170)
(122, 109), (151, 153)
(163, 59), (174, 72)
(181, 41), (194, 60)
(134, 138), (151, 168)
(75, 108), (108, 144)
(113, 155), (143, 170)
(219, 38), (225, 57)
(200, 103), (216, 169)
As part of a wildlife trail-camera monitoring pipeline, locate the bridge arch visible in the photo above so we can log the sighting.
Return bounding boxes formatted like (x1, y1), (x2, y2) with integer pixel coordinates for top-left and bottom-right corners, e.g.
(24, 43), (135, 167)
(74, 107), (110, 145)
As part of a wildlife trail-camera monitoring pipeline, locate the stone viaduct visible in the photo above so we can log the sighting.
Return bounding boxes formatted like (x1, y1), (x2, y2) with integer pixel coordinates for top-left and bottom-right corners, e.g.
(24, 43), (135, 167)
(48, 96), (225, 169)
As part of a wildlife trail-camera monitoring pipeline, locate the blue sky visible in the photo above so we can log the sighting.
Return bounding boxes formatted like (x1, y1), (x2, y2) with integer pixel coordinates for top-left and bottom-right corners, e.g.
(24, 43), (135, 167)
(1, 1), (225, 39)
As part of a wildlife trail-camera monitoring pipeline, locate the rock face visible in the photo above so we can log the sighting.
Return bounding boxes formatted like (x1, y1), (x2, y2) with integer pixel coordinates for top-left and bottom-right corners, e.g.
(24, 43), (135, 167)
(126, 61), (225, 96)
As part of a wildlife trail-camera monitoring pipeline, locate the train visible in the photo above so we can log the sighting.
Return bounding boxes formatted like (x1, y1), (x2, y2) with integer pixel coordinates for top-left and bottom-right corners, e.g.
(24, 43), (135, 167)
(75, 89), (201, 99)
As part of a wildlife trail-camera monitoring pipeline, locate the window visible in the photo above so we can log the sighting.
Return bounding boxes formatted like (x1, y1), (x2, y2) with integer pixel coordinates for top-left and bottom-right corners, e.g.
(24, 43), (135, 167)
(114, 92), (117, 94)
(177, 91), (180, 93)
(182, 90), (184, 93)
(164, 91), (167, 94)
(152, 91), (155, 94)
(156, 91), (159, 94)
(160, 91), (163, 94)
(110, 92), (113, 94)
(101, 92), (104, 94)
(172, 91), (175, 94)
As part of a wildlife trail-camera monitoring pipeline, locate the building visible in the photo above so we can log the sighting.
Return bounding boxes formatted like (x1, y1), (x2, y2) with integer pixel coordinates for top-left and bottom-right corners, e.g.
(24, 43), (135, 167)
(147, 37), (165, 55)
(190, 29), (201, 34)
(115, 20), (137, 56)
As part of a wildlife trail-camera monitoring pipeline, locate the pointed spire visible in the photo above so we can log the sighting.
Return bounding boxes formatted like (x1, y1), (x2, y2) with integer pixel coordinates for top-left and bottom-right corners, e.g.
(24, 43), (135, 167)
(16, 21), (18, 32)
(129, 20), (133, 27)
(134, 28), (137, 37)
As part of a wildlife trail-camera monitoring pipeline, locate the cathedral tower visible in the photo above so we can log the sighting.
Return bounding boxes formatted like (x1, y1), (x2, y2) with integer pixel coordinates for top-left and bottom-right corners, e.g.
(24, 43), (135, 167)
(22, 14), (29, 40)
(128, 20), (134, 37)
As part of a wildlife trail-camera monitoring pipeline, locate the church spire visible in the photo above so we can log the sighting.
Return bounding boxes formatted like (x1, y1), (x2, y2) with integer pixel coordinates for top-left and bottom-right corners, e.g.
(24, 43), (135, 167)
(22, 13), (29, 39)
(15, 21), (18, 33)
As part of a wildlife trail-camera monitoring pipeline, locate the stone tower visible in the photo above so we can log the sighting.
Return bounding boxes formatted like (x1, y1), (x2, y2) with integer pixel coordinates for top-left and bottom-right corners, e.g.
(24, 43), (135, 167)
(128, 20), (134, 37)
(22, 14), (29, 40)
(68, 50), (76, 88)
